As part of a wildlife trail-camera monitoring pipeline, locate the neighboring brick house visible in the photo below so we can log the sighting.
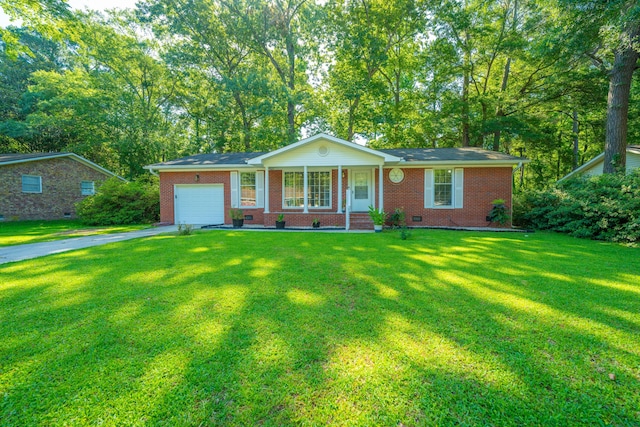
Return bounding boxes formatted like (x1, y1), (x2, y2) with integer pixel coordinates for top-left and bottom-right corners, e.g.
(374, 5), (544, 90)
(0, 153), (123, 221)
(146, 133), (528, 230)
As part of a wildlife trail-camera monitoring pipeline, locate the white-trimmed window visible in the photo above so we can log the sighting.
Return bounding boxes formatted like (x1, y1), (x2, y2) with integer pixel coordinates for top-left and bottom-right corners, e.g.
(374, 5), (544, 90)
(425, 168), (464, 208)
(22, 175), (42, 193)
(240, 172), (256, 207)
(308, 171), (331, 208)
(283, 170), (332, 209)
(230, 171), (264, 208)
(81, 181), (95, 195)
(284, 171), (305, 207)
(434, 169), (453, 206)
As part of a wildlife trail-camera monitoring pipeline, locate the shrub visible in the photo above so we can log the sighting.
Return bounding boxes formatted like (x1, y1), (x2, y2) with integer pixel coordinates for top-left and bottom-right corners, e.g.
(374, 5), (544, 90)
(513, 170), (640, 243)
(389, 207), (406, 228)
(177, 223), (193, 235)
(487, 199), (510, 225)
(76, 176), (160, 225)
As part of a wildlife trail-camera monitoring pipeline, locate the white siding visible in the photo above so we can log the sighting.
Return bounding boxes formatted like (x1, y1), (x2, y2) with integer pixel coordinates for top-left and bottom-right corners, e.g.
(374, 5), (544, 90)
(583, 160), (604, 177)
(262, 139), (384, 167)
(627, 152), (640, 172)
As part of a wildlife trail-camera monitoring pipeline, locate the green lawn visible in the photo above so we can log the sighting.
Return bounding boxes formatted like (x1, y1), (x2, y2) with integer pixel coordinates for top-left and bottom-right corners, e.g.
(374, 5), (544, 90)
(1, 229), (638, 426)
(0, 220), (150, 247)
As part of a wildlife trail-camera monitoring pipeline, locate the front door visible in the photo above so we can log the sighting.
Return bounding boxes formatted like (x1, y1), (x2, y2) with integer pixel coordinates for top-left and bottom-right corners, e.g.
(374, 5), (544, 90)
(351, 169), (372, 212)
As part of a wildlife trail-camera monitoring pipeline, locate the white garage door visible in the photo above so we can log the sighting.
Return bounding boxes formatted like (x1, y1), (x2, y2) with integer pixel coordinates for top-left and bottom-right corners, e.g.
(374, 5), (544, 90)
(174, 184), (224, 225)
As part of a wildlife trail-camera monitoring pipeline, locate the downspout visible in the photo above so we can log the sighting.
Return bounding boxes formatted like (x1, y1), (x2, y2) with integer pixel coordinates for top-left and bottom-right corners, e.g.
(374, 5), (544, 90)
(510, 162), (523, 229)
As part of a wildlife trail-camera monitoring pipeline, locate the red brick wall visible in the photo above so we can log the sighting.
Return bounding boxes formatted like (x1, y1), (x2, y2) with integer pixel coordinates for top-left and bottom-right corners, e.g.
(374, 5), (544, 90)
(381, 166), (513, 227)
(159, 166), (512, 227)
(0, 157), (113, 221)
(159, 171), (268, 225)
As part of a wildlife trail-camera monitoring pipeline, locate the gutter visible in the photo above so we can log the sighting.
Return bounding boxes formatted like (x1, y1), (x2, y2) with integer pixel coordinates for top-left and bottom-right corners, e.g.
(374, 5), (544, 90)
(144, 166), (159, 177)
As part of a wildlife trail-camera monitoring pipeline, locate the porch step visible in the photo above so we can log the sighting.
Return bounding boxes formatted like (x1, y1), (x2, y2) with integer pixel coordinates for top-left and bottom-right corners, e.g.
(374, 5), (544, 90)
(349, 213), (374, 230)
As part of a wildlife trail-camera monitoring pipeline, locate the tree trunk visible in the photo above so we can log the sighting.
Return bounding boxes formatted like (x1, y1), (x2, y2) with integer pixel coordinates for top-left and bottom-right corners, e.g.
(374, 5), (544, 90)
(492, 0), (517, 152)
(572, 109), (579, 170)
(347, 95), (361, 141)
(462, 35), (471, 147)
(233, 91), (251, 151)
(603, 24), (639, 173)
(286, 33), (296, 144)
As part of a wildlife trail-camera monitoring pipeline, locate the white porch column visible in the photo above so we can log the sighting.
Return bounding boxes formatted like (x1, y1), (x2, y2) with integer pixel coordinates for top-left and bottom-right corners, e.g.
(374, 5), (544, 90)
(378, 164), (384, 212)
(337, 165), (343, 213)
(264, 166), (270, 213)
(303, 165), (309, 213)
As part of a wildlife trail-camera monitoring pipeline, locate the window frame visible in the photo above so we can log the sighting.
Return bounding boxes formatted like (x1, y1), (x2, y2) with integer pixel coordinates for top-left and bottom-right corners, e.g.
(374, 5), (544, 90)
(433, 169), (453, 208)
(425, 168), (463, 209)
(81, 181), (95, 196)
(282, 169), (332, 209)
(239, 171), (257, 208)
(22, 175), (42, 193)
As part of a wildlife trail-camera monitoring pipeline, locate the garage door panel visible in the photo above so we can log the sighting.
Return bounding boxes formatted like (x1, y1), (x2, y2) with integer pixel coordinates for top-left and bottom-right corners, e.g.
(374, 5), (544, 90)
(175, 184), (224, 225)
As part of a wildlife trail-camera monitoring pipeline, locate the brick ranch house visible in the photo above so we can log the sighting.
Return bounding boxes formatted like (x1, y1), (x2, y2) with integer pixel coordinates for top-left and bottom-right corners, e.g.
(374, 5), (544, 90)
(146, 133), (528, 230)
(0, 152), (122, 221)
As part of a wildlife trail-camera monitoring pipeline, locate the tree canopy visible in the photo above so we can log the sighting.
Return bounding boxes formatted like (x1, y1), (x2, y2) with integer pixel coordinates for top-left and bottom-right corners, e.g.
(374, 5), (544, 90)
(1, 0), (638, 183)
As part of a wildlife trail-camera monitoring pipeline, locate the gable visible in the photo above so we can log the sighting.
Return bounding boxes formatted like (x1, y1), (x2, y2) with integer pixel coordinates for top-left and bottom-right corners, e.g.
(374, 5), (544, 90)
(258, 137), (387, 167)
(560, 147), (640, 181)
(0, 152), (122, 180)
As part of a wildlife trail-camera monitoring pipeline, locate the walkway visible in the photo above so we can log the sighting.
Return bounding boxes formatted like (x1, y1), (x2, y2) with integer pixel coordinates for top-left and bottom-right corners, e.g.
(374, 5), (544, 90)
(0, 225), (178, 265)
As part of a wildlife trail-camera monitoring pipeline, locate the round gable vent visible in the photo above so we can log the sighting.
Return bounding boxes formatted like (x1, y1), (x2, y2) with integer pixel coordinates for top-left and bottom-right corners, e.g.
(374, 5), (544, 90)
(318, 145), (329, 157)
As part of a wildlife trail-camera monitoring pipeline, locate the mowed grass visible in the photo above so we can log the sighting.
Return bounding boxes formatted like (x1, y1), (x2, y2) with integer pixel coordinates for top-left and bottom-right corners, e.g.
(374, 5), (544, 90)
(0, 229), (639, 426)
(0, 220), (149, 247)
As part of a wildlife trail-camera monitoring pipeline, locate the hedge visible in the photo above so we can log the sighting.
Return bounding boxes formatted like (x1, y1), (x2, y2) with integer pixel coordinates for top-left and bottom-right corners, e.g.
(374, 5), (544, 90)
(76, 176), (160, 225)
(513, 170), (640, 243)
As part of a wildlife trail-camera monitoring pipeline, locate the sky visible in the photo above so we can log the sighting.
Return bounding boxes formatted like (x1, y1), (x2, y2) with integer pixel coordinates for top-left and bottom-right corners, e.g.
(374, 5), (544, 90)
(0, 0), (137, 28)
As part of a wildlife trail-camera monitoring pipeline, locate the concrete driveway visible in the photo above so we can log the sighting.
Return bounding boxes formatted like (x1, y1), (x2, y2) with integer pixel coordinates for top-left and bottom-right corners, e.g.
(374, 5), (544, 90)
(0, 225), (178, 265)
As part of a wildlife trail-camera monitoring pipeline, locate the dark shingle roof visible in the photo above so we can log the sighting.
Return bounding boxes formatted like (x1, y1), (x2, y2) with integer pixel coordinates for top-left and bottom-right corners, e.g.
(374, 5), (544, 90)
(379, 147), (526, 162)
(148, 146), (526, 167)
(148, 152), (265, 167)
(0, 152), (70, 164)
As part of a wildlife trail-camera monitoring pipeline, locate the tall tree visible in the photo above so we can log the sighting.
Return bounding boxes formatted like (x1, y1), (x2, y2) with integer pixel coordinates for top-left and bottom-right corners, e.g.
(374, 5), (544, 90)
(139, 0), (285, 152)
(558, 0), (640, 173)
(220, 0), (315, 144)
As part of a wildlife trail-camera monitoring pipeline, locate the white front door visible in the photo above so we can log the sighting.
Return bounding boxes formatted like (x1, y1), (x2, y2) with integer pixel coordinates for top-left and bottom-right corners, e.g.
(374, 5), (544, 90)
(351, 169), (372, 212)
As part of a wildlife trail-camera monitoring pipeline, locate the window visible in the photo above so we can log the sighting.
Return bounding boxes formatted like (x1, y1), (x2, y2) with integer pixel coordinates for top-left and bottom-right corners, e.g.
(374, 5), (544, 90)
(308, 171), (331, 208)
(283, 170), (331, 208)
(22, 175), (42, 193)
(434, 169), (453, 206)
(240, 172), (256, 207)
(284, 171), (304, 207)
(231, 171), (263, 208)
(81, 181), (95, 195)
(425, 168), (463, 209)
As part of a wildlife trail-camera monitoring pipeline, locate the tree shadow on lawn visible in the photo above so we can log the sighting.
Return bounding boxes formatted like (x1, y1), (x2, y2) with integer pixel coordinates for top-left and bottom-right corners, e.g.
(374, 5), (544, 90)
(0, 230), (639, 426)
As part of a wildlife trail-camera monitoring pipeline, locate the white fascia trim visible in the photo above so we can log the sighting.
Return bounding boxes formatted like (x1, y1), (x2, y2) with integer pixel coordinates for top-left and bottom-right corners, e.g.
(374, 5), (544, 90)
(393, 160), (529, 168)
(246, 133), (402, 165)
(144, 165), (258, 172)
(557, 153), (604, 182)
(2, 153), (125, 181)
